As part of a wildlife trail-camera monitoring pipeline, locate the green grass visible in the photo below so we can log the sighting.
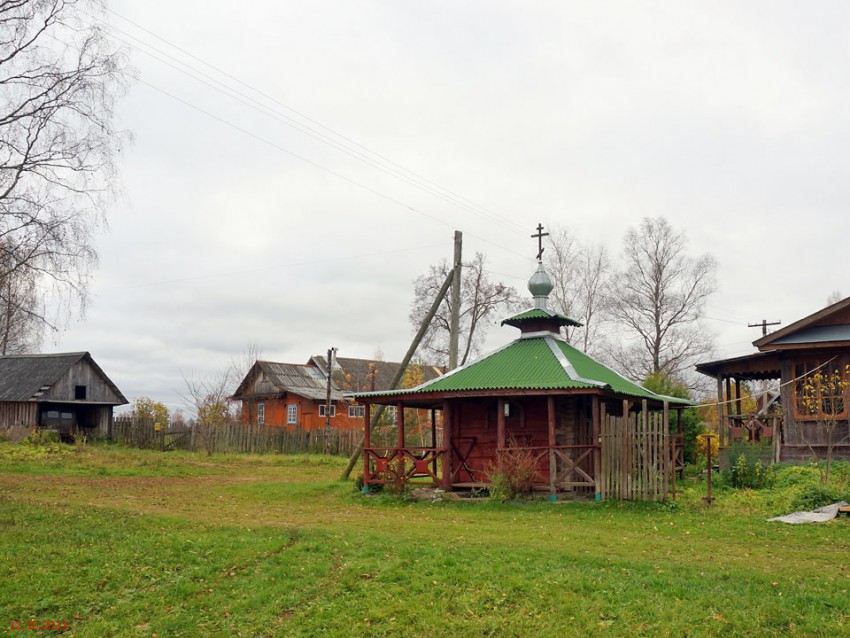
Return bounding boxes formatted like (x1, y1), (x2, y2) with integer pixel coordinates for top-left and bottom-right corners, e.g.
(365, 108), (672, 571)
(1, 442), (850, 637)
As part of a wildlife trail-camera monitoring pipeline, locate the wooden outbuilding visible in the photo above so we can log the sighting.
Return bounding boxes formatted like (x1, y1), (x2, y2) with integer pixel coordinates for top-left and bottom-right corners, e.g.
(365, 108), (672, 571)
(696, 296), (850, 461)
(0, 352), (127, 438)
(351, 258), (689, 501)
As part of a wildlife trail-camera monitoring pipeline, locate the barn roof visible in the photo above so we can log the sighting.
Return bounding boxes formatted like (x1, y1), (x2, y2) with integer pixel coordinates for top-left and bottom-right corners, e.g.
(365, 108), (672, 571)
(0, 352), (127, 404)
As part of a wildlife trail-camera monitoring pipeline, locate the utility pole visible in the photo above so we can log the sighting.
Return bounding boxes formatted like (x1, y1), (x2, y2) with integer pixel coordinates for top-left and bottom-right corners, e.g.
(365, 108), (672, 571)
(748, 319), (781, 337)
(448, 230), (462, 370)
(324, 346), (337, 454)
(340, 258), (458, 481)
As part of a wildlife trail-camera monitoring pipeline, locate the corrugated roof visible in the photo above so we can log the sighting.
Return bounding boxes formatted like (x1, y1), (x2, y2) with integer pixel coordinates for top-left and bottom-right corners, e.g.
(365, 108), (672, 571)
(769, 325), (850, 345)
(255, 361), (345, 402)
(352, 336), (688, 404)
(501, 308), (582, 328)
(311, 356), (443, 392)
(0, 352), (127, 404)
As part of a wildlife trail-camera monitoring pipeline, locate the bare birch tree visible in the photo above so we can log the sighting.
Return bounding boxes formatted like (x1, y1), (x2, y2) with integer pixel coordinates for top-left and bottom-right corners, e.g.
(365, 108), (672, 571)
(608, 217), (716, 381)
(0, 0), (128, 347)
(546, 226), (611, 355)
(410, 252), (521, 367)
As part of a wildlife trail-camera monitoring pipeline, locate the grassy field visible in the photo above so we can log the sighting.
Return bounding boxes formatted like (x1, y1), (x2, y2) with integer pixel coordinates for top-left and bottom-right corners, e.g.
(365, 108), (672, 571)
(1, 442), (849, 637)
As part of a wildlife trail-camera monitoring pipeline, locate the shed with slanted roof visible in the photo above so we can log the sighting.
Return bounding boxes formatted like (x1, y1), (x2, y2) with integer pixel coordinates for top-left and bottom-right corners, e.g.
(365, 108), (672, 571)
(350, 248), (689, 501)
(0, 352), (127, 438)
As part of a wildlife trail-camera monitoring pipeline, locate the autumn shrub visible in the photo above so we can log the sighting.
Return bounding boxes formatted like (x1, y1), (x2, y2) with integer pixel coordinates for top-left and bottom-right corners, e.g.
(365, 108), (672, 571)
(790, 483), (847, 511)
(379, 458), (409, 496)
(486, 441), (540, 502)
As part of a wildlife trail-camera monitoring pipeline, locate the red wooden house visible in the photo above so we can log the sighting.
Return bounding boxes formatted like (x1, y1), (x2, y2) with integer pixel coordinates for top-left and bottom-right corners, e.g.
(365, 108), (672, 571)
(351, 258), (689, 500)
(232, 356), (441, 431)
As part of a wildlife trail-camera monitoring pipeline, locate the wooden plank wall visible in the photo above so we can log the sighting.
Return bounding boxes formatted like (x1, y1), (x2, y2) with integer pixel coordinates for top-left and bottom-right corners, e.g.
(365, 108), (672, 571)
(600, 410), (671, 501)
(0, 402), (38, 427)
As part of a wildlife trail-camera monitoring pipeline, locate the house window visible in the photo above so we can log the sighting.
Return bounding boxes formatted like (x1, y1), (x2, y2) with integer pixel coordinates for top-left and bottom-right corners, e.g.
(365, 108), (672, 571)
(348, 405), (366, 418)
(793, 360), (848, 420)
(318, 404), (336, 418)
(257, 402), (265, 425)
(75, 385), (87, 400)
(287, 404), (298, 425)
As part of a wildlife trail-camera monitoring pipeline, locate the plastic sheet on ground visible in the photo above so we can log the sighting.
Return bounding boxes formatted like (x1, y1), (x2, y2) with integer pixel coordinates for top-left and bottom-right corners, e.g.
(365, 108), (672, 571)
(768, 501), (848, 524)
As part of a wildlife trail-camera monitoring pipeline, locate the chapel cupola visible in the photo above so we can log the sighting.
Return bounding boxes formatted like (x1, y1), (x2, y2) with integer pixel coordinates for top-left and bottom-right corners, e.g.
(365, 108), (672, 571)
(501, 223), (582, 336)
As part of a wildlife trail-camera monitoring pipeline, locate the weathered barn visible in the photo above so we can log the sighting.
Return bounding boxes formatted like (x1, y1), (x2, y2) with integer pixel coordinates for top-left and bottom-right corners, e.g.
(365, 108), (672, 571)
(351, 257), (689, 501)
(0, 352), (127, 438)
(232, 356), (441, 431)
(697, 296), (850, 461)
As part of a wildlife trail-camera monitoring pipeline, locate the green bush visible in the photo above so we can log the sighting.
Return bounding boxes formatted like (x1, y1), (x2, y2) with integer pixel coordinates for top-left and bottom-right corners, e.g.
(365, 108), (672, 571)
(725, 445), (775, 490)
(790, 483), (847, 511)
(23, 427), (61, 445)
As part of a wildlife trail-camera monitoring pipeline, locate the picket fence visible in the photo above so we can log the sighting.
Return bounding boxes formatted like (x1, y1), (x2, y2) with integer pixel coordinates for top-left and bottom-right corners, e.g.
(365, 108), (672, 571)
(110, 418), (393, 456)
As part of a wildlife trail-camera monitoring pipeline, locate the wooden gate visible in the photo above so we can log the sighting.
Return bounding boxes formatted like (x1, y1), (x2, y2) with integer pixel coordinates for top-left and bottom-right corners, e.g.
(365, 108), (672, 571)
(600, 410), (673, 501)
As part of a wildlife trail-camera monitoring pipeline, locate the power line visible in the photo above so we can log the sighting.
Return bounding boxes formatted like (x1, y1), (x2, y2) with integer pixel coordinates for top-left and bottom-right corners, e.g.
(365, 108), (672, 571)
(96, 243), (450, 293)
(95, 7), (529, 236)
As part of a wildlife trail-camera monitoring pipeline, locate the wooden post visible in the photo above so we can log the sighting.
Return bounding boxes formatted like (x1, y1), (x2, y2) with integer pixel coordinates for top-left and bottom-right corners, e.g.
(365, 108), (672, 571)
(715, 375), (724, 448)
(599, 401), (607, 501)
(363, 403), (371, 449)
(442, 400), (453, 487)
(396, 402), (405, 449)
(430, 408), (438, 476)
(592, 395), (601, 501)
(448, 230), (463, 370)
(724, 376), (732, 447)
(548, 396), (557, 499)
(497, 398), (506, 451)
(735, 378), (742, 417)
(623, 399), (631, 500)
(340, 262), (456, 481)
(660, 401), (664, 499)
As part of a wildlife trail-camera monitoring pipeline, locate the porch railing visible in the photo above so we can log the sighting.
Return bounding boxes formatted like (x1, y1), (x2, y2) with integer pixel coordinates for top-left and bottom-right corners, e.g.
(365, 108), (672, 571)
(497, 444), (597, 489)
(364, 446), (445, 485)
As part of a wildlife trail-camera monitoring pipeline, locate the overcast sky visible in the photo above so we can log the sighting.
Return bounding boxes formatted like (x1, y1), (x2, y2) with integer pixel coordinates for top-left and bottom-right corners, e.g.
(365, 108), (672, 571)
(43, 1), (850, 414)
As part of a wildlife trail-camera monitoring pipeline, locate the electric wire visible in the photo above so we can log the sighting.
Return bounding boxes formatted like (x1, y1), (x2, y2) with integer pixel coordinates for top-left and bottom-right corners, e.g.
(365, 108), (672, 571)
(92, 7), (529, 236)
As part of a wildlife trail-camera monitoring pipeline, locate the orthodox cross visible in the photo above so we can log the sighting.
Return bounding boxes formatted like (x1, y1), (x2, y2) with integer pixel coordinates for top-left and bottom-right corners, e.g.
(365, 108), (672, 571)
(531, 223), (549, 260)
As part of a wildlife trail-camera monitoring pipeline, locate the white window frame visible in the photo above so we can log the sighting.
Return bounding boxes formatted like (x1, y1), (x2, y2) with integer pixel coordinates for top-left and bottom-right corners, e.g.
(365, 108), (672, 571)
(318, 404), (336, 418)
(257, 401), (265, 425)
(348, 405), (365, 418)
(287, 404), (298, 425)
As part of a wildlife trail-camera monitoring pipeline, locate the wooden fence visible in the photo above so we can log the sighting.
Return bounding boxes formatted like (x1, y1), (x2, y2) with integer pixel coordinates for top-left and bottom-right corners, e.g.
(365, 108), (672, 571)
(600, 410), (673, 501)
(110, 418), (396, 456)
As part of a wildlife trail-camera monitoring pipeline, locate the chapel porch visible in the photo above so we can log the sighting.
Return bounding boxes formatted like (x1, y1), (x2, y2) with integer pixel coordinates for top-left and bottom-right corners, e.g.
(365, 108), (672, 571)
(361, 393), (684, 501)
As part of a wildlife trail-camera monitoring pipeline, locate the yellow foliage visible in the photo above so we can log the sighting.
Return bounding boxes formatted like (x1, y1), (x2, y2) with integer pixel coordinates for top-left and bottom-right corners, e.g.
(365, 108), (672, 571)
(695, 433), (719, 460)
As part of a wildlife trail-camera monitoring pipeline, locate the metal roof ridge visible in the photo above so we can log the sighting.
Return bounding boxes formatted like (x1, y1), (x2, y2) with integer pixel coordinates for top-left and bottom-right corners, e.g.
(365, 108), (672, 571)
(543, 337), (606, 387)
(406, 339), (520, 392)
(345, 339), (522, 398)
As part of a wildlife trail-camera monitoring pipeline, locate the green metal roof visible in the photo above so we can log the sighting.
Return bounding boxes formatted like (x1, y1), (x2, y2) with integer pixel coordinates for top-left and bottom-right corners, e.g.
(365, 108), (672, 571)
(351, 335), (690, 404)
(501, 308), (582, 328)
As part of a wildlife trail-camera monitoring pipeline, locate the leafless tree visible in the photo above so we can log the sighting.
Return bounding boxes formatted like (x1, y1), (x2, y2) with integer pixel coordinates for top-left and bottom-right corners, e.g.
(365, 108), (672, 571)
(546, 226), (611, 356)
(0, 0), (128, 344)
(607, 217), (716, 382)
(0, 244), (41, 353)
(180, 368), (238, 455)
(410, 252), (521, 367)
